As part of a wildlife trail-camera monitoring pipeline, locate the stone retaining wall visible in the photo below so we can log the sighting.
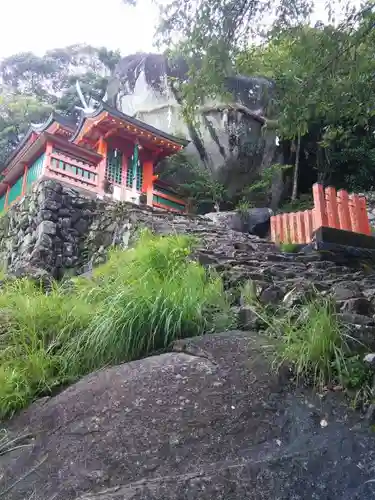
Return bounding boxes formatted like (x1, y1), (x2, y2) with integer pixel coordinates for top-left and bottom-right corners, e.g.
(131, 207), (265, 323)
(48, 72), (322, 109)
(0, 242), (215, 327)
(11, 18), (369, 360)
(0, 180), (219, 278)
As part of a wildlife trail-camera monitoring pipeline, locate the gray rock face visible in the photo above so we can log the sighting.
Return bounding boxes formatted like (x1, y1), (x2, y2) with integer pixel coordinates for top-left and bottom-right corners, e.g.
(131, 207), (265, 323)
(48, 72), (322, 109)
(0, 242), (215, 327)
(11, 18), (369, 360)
(106, 53), (282, 203)
(205, 208), (273, 237)
(2, 331), (375, 500)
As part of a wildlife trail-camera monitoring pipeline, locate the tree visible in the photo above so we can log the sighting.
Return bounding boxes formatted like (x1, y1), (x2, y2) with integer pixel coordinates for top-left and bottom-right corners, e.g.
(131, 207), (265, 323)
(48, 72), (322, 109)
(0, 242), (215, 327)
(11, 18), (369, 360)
(0, 90), (52, 165)
(234, 4), (375, 192)
(152, 0), (375, 194)
(0, 45), (121, 165)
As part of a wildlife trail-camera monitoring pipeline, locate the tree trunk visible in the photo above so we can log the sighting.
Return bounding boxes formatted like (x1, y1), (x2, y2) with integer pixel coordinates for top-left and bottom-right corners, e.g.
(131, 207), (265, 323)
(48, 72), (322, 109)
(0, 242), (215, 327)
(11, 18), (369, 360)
(291, 132), (301, 201)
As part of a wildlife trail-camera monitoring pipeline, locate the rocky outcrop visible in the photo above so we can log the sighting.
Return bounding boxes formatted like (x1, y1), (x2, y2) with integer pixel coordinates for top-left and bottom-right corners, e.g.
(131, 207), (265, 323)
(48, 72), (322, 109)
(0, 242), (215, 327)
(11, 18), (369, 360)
(105, 53), (283, 204)
(2, 330), (375, 500)
(3, 181), (375, 498)
(204, 207), (273, 237)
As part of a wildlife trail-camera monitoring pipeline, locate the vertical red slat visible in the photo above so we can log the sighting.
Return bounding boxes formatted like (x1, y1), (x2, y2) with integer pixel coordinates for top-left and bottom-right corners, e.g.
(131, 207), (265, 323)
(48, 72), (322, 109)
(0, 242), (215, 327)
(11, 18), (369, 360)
(349, 194), (361, 233)
(325, 186), (340, 229)
(304, 210), (312, 242)
(296, 211), (306, 243)
(282, 213), (289, 243)
(288, 213), (296, 243)
(271, 216), (277, 243)
(337, 189), (352, 231)
(279, 215), (285, 243)
(313, 183), (328, 229)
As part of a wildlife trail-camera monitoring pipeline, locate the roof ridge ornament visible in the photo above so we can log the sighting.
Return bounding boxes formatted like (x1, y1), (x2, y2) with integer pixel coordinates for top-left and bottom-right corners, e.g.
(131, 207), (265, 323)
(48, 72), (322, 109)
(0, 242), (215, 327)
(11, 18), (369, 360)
(75, 80), (96, 115)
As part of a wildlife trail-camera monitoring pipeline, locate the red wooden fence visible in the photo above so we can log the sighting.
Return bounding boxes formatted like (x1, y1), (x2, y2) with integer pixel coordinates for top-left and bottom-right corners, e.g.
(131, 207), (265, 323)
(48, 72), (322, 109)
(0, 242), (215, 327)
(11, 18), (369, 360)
(270, 183), (372, 244)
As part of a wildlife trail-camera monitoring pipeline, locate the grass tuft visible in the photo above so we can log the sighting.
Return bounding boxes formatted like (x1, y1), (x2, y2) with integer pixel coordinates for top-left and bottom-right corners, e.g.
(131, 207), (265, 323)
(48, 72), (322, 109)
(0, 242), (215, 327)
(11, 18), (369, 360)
(240, 282), (369, 392)
(62, 230), (231, 375)
(0, 230), (231, 418)
(275, 299), (349, 387)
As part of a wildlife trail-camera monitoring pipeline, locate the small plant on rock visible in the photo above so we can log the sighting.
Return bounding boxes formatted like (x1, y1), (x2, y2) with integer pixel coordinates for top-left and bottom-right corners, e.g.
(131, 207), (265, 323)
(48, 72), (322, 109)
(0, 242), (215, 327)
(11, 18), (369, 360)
(279, 242), (300, 253)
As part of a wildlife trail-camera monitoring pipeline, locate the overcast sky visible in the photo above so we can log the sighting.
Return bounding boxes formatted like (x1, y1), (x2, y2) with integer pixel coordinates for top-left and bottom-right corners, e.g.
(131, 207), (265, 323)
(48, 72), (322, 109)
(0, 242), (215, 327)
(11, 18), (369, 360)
(0, 0), (157, 58)
(0, 0), (361, 60)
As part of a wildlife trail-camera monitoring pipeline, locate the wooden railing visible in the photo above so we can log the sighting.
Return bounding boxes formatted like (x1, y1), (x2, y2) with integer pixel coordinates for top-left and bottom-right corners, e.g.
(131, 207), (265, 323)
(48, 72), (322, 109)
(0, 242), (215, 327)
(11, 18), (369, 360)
(46, 150), (99, 191)
(270, 183), (372, 244)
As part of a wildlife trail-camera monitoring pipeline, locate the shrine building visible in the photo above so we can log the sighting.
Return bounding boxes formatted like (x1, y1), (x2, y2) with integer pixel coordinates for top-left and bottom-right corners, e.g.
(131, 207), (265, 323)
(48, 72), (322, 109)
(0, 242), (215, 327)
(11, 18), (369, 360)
(0, 103), (189, 213)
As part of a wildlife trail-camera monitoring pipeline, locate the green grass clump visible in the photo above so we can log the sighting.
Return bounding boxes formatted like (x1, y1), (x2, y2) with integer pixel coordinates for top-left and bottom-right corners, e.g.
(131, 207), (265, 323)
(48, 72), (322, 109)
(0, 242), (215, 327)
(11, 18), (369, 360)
(240, 284), (366, 390)
(275, 300), (350, 386)
(0, 230), (231, 418)
(63, 230), (232, 375)
(0, 280), (92, 418)
(279, 242), (300, 253)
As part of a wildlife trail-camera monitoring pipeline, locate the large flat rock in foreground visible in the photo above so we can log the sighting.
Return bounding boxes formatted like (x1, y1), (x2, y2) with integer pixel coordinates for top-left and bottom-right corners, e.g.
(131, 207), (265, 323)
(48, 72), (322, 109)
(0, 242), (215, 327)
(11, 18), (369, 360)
(1, 331), (375, 499)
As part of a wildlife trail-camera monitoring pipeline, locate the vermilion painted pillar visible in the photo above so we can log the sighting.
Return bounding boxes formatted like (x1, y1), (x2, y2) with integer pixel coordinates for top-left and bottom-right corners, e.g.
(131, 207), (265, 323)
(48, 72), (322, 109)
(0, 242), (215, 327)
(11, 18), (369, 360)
(142, 160), (154, 206)
(97, 137), (108, 194)
(4, 184), (10, 209)
(358, 196), (371, 235)
(22, 164), (28, 195)
(349, 194), (362, 233)
(44, 142), (53, 175)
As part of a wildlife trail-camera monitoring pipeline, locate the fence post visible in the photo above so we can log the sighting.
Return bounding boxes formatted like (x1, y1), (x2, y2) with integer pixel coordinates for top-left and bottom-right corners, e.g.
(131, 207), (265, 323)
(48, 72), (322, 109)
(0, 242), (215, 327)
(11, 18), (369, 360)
(270, 216), (277, 243)
(312, 183), (328, 229)
(282, 213), (289, 242)
(337, 190), (351, 231)
(325, 186), (340, 229)
(304, 210), (313, 242)
(296, 212), (305, 243)
(349, 194), (362, 233)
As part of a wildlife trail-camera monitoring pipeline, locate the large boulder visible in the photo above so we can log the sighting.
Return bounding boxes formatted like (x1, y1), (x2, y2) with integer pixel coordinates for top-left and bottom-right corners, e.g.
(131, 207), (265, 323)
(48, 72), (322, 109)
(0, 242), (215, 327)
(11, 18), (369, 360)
(105, 53), (284, 204)
(1, 331), (375, 499)
(205, 208), (273, 237)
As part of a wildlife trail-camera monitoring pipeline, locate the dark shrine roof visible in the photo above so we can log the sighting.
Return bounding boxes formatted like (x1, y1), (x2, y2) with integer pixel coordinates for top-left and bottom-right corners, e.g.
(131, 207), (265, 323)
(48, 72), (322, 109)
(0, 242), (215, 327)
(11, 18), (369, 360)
(70, 102), (189, 147)
(32, 111), (77, 133)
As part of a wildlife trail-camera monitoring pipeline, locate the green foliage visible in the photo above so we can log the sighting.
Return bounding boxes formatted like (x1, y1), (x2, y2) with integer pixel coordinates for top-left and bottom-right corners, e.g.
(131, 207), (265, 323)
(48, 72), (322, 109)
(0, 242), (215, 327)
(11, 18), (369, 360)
(279, 243), (300, 253)
(235, 6), (375, 190)
(246, 163), (292, 195)
(242, 290), (368, 392)
(0, 45), (121, 165)
(0, 232), (230, 418)
(63, 231), (232, 374)
(279, 194), (313, 213)
(275, 299), (352, 387)
(0, 91), (53, 164)
(156, 0), (314, 119)
(155, 0), (375, 194)
(236, 198), (253, 213)
(159, 151), (227, 212)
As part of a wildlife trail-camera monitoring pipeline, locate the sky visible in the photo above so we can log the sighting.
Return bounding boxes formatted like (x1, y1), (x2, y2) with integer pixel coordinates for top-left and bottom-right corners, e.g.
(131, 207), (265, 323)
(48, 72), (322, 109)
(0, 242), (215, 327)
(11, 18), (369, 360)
(0, 0), (362, 60)
(0, 0), (157, 58)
